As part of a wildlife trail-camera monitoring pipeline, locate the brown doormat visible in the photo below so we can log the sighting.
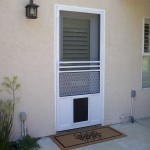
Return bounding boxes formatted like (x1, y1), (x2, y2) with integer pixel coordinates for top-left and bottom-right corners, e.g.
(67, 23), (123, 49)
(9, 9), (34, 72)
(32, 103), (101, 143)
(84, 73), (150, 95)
(50, 126), (126, 150)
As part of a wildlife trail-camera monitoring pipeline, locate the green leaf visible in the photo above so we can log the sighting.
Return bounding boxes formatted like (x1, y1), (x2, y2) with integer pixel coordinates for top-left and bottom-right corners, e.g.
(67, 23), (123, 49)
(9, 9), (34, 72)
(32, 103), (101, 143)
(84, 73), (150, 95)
(12, 76), (17, 84)
(2, 82), (11, 88)
(16, 84), (21, 90)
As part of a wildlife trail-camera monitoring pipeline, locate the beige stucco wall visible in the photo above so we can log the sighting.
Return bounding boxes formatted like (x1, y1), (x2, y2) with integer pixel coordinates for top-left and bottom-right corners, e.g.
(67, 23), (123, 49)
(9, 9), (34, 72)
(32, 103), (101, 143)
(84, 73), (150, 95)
(0, 0), (150, 140)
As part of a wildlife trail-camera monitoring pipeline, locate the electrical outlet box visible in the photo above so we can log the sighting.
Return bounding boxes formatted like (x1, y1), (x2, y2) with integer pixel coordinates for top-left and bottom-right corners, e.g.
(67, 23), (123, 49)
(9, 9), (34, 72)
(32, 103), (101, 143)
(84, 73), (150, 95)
(20, 112), (26, 121)
(131, 90), (136, 97)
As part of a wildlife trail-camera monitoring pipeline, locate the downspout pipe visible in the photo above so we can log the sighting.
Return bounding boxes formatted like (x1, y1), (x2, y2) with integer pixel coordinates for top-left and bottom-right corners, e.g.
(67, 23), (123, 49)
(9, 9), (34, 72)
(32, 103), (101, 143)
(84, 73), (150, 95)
(130, 90), (136, 123)
(20, 112), (27, 138)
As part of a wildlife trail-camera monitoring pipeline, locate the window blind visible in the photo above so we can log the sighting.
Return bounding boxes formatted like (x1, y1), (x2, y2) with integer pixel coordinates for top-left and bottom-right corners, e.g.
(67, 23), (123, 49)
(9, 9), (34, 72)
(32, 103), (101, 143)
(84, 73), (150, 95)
(62, 18), (90, 61)
(144, 20), (150, 52)
(144, 18), (150, 53)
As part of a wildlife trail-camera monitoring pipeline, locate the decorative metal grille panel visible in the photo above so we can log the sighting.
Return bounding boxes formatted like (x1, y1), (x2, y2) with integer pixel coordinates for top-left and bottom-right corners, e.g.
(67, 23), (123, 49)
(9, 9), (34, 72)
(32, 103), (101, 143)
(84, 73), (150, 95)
(59, 71), (100, 97)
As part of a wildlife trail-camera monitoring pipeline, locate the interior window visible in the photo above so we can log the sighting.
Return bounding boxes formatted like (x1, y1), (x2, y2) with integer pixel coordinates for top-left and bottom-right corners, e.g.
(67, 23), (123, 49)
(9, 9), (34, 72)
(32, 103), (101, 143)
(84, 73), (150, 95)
(60, 12), (99, 62)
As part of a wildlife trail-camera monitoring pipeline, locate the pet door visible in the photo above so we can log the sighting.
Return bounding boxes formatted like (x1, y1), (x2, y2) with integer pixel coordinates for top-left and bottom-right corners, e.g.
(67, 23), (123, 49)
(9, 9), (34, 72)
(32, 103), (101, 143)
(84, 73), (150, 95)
(74, 98), (88, 123)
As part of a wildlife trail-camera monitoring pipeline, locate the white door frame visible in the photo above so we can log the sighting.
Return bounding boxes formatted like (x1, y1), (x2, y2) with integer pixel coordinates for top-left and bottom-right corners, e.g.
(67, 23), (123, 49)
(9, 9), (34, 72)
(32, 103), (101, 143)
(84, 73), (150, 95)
(54, 5), (105, 131)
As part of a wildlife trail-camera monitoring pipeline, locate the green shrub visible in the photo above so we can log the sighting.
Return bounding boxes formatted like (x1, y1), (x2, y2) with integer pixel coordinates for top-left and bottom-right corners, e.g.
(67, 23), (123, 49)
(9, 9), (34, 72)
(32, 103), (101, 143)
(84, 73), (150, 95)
(0, 100), (15, 149)
(18, 134), (40, 150)
(0, 76), (20, 150)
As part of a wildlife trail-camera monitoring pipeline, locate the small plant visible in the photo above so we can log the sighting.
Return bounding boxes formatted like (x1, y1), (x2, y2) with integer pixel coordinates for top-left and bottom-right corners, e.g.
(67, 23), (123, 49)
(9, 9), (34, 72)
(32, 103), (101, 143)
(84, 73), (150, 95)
(18, 134), (40, 150)
(1, 76), (20, 102)
(0, 76), (20, 150)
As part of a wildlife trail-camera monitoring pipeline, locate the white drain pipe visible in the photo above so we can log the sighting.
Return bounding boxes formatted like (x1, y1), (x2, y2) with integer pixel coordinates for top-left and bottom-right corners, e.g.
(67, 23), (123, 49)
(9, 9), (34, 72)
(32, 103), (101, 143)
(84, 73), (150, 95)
(20, 112), (27, 138)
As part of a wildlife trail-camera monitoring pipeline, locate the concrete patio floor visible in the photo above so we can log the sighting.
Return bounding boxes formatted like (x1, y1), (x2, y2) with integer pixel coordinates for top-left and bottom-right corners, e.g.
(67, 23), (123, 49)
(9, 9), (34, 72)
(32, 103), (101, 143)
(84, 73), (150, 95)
(38, 117), (150, 150)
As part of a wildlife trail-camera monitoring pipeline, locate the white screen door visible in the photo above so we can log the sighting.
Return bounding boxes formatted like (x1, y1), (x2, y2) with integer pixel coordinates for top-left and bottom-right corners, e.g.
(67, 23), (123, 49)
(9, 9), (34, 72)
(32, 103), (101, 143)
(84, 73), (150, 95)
(56, 7), (104, 131)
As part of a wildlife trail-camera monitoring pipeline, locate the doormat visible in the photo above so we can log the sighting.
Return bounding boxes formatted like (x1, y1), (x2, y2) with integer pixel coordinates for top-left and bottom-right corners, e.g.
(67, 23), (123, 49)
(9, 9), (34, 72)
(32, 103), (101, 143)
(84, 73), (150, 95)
(50, 126), (126, 150)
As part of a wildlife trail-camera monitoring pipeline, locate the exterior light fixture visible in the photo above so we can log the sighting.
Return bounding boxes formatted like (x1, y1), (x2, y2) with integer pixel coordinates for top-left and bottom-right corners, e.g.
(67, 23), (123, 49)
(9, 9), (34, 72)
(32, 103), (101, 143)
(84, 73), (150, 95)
(25, 0), (39, 19)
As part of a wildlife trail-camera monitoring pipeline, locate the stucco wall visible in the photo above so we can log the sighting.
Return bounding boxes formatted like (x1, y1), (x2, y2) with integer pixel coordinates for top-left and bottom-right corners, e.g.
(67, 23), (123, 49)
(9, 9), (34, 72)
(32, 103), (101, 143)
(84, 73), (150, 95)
(0, 0), (150, 140)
